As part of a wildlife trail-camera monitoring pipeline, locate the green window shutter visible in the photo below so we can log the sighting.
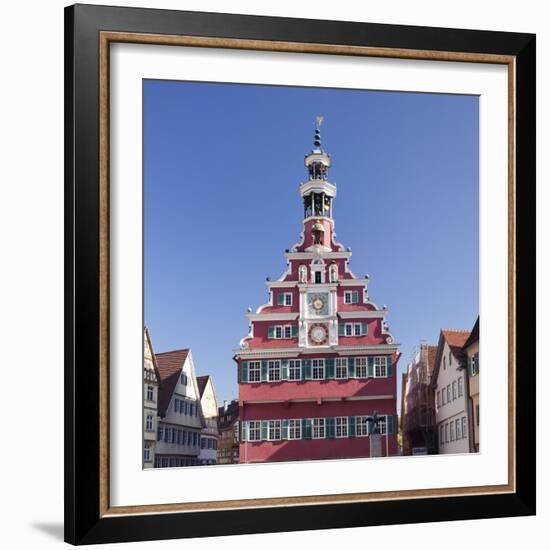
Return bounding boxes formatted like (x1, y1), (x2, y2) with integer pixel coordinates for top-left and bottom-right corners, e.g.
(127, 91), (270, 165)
(361, 323), (368, 336)
(338, 323), (345, 336)
(241, 361), (249, 383)
(282, 419), (289, 440)
(475, 352), (479, 374)
(241, 421), (249, 442)
(326, 358), (335, 379)
(352, 291), (359, 304)
(303, 359), (312, 380)
(348, 357), (356, 378)
(387, 415), (394, 435)
(367, 356), (374, 377)
(387, 355), (393, 377)
(281, 359), (289, 380)
(260, 420), (269, 440)
(268, 326), (275, 339)
(291, 324), (298, 338)
(277, 293), (285, 305)
(302, 418), (312, 439)
(327, 417), (336, 439)
(261, 360), (268, 381)
(348, 416), (356, 437)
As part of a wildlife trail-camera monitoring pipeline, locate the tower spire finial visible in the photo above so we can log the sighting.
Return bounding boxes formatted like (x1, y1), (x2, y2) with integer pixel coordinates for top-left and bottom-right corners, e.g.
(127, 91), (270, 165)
(314, 116), (324, 149)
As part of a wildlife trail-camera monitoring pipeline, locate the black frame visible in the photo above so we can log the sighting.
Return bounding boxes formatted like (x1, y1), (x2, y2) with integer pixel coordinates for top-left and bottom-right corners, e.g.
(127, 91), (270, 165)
(65, 3), (536, 545)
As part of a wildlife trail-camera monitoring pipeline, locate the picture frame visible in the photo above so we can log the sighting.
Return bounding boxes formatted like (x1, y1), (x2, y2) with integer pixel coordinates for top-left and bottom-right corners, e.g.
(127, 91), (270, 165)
(64, 3), (536, 545)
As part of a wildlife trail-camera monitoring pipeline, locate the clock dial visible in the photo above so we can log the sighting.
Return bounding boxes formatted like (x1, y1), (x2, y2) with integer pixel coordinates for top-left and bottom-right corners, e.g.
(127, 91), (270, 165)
(308, 323), (329, 345)
(307, 293), (329, 315)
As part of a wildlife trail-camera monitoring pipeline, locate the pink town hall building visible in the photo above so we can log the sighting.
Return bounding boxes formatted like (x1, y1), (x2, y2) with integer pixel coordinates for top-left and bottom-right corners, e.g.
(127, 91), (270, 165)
(234, 121), (400, 463)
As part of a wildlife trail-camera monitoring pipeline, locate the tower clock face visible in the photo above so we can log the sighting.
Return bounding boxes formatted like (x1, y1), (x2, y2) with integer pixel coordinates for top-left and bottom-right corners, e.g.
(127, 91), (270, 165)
(307, 292), (329, 315)
(308, 323), (329, 345)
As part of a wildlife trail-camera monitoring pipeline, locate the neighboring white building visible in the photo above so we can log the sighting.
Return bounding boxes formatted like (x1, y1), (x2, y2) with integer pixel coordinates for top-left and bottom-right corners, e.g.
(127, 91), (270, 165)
(143, 328), (160, 468)
(432, 330), (471, 454)
(155, 348), (205, 467)
(196, 375), (220, 465)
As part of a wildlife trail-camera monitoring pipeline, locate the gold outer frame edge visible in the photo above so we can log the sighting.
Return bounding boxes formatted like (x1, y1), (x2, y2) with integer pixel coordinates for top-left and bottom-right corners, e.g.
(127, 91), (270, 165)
(98, 31), (516, 518)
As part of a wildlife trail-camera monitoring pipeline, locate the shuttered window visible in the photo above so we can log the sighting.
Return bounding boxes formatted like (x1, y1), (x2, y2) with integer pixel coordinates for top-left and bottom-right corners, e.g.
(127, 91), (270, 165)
(335, 358), (348, 379)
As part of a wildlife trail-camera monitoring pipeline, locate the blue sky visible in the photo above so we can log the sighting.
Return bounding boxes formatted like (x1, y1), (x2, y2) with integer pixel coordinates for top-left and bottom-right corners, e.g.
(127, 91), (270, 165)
(144, 80), (479, 409)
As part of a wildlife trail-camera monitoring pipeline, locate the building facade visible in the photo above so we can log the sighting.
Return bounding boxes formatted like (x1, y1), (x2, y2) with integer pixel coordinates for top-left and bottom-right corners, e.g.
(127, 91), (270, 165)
(234, 121), (400, 463)
(217, 399), (240, 464)
(197, 375), (220, 465)
(155, 348), (205, 467)
(432, 330), (471, 454)
(401, 344), (438, 455)
(464, 317), (480, 452)
(143, 328), (160, 468)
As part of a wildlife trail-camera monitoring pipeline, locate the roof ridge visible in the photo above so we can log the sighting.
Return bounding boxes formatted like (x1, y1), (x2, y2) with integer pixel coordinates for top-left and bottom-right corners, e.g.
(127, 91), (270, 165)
(156, 347), (190, 355)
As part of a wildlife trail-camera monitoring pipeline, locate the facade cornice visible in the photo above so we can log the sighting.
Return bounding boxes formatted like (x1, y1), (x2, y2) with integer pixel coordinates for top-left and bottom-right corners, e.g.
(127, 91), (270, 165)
(285, 251), (352, 261)
(234, 343), (400, 359)
(266, 281), (297, 289)
(247, 313), (300, 322)
(242, 395), (394, 405)
(338, 310), (385, 319)
(338, 278), (370, 286)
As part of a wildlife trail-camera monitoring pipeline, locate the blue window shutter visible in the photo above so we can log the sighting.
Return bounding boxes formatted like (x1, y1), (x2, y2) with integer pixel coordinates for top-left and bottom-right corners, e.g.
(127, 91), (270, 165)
(338, 323), (345, 336)
(303, 359), (312, 380)
(260, 421), (269, 440)
(277, 293), (285, 305)
(348, 416), (356, 437)
(282, 419), (289, 439)
(348, 357), (356, 377)
(327, 417), (336, 438)
(361, 323), (368, 335)
(291, 324), (298, 338)
(281, 359), (289, 380)
(326, 358), (335, 379)
(367, 356), (374, 377)
(241, 361), (249, 383)
(387, 415), (394, 435)
(268, 326), (275, 339)
(261, 361), (268, 381)
(387, 356), (393, 376)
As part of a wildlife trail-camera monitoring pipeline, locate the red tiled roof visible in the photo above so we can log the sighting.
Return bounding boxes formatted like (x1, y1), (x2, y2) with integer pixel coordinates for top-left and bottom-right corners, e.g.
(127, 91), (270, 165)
(155, 349), (189, 416)
(425, 345), (438, 375)
(196, 375), (210, 398)
(442, 330), (470, 360)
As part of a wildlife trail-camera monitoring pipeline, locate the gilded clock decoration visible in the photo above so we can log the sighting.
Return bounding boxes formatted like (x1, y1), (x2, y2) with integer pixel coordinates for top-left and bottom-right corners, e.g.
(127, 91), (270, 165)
(308, 323), (329, 345)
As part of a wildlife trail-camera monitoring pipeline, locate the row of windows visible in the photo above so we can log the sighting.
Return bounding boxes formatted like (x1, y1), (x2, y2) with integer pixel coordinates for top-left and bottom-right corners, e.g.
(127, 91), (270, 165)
(436, 378), (464, 408)
(267, 325), (298, 339)
(200, 437), (219, 450)
(241, 356), (392, 383)
(143, 369), (157, 383)
(273, 290), (362, 307)
(338, 322), (368, 337)
(174, 397), (199, 416)
(154, 456), (200, 468)
(439, 416), (468, 444)
(157, 426), (200, 447)
(242, 415), (394, 441)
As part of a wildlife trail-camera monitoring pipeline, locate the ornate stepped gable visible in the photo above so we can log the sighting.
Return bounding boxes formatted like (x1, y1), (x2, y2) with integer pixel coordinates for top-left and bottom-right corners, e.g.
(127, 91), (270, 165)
(234, 119), (400, 462)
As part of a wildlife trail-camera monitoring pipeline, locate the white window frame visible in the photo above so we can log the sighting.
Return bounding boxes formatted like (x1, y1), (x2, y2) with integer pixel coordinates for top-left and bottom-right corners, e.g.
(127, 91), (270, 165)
(335, 357), (348, 379)
(354, 323), (362, 336)
(458, 376), (463, 397)
(374, 356), (387, 377)
(452, 381), (457, 400)
(376, 415), (388, 435)
(268, 360), (281, 381)
(356, 415), (369, 437)
(146, 414), (154, 432)
(344, 323), (353, 336)
(355, 357), (368, 378)
(274, 325), (283, 339)
(146, 385), (154, 401)
(288, 418), (302, 439)
(312, 358), (325, 380)
(289, 359), (301, 380)
(284, 292), (292, 306)
(143, 443), (151, 462)
(284, 325), (292, 339)
(462, 416), (468, 439)
(344, 291), (353, 304)
(249, 361), (261, 383)
(268, 419), (281, 441)
(335, 416), (348, 438)
(313, 417), (326, 439)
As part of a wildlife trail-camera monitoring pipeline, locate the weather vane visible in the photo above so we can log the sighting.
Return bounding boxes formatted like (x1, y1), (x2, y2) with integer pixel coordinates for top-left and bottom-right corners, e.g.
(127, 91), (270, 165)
(315, 115), (324, 128)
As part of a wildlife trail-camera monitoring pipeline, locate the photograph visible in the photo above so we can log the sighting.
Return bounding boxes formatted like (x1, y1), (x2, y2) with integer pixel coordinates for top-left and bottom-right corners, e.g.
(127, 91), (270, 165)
(142, 80), (480, 468)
